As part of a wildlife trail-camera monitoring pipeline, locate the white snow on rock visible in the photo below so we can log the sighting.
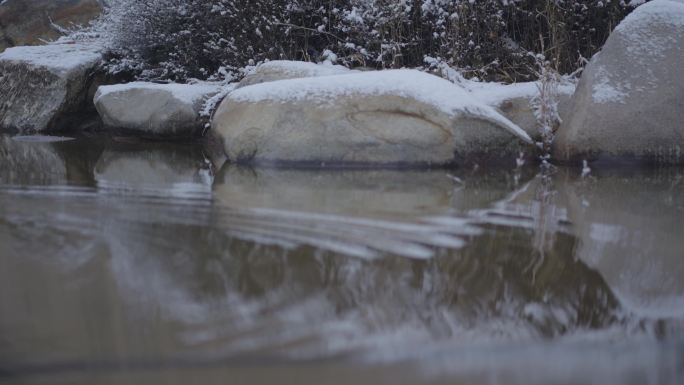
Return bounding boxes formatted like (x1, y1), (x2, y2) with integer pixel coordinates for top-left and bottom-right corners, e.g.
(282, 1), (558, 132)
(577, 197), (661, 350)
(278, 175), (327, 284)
(591, 0), (684, 104)
(591, 64), (630, 104)
(238, 60), (356, 88)
(614, 0), (684, 53)
(230, 69), (532, 143)
(95, 82), (221, 105)
(252, 60), (353, 77)
(468, 80), (576, 108)
(0, 42), (102, 75)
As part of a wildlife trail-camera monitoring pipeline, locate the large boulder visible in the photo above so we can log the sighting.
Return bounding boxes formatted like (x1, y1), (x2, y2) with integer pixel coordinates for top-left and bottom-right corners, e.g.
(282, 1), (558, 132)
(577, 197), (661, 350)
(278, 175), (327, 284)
(0, 42), (104, 132)
(554, 0), (684, 164)
(237, 60), (354, 88)
(213, 69), (532, 166)
(0, 0), (102, 53)
(94, 82), (222, 138)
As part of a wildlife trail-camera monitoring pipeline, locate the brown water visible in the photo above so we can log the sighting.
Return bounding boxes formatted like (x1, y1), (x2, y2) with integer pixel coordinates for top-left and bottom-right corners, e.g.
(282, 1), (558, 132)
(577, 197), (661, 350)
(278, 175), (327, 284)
(1, 134), (683, 385)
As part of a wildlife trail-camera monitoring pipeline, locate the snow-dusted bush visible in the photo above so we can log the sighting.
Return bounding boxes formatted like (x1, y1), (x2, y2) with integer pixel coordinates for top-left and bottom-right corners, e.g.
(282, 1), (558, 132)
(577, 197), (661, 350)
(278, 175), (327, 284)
(99, 0), (290, 81)
(96, 0), (637, 82)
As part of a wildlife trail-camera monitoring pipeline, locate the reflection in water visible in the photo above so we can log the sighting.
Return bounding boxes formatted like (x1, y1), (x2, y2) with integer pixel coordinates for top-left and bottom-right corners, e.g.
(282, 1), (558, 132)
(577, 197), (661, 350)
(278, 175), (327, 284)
(215, 167), (488, 258)
(95, 142), (214, 199)
(0, 135), (683, 384)
(559, 169), (684, 319)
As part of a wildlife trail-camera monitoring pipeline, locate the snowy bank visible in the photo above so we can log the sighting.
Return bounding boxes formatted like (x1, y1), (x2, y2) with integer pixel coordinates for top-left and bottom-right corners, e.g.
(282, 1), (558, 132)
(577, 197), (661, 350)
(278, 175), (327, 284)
(554, 0), (684, 164)
(213, 69), (532, 166)
(94, 82), (222, 137)
(0, 42), (104, 132)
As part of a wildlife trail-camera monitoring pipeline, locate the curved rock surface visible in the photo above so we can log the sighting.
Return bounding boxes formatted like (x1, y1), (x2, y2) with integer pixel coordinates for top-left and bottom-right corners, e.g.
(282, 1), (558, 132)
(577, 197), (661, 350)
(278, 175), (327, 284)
(213, 69), (532, 166)
(238, 60), (354, 88)
(0, 42), (103, 132)
(94, 82), (221, 138)
(554, 0), (684, 164)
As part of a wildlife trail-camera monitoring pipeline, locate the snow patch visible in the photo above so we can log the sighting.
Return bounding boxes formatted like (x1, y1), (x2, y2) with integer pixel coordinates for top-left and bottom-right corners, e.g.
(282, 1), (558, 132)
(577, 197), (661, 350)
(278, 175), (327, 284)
(592, 66), (630, 104)
(470, 80), (576, 107)
(616, 0), (684, 59)
(424, 57), (575, 107)
(11, 135), (75, 143)
(0, 42), (103, 74)
(588, 1), (684, 104)
(253, 60), (354, 78)
(95, 82), (222, 105)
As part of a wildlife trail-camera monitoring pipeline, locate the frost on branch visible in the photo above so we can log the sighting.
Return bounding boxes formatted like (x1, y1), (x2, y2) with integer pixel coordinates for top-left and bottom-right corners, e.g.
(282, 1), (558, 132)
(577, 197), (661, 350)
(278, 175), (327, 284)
(531, 57), (561, 164)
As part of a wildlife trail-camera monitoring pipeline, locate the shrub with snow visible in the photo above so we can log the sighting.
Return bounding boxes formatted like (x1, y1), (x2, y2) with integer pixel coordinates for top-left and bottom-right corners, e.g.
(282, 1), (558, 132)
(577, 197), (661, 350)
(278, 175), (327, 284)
(95, 0), (637, 82)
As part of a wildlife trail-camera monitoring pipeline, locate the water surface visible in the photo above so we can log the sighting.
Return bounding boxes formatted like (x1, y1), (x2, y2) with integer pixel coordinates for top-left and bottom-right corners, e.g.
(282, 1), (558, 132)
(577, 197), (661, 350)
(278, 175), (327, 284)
(1, 134), (683, 384)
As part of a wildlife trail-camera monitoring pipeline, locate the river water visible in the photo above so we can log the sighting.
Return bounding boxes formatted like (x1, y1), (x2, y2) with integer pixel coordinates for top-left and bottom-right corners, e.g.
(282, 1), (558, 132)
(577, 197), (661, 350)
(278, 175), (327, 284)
(1, 134), (683, 385)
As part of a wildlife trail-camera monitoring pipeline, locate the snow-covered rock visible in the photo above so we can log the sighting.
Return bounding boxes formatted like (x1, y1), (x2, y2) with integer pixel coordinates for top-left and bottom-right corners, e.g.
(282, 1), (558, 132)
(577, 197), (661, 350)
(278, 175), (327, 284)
(0, 42), (104, 132)
(94, 82), (221, 137)
(237, 60), (355, 88)
(471, 81), (576, 139)
(213, 69), (532, 166)
(554, 0), (684, 164)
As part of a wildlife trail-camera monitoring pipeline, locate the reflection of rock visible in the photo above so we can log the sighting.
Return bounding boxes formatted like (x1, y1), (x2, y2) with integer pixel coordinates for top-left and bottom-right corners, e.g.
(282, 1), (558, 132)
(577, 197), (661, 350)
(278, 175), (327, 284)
(94, 142), (214, 198)
(554, 0), (684, 164)
(559, 169), (684, 317)
(474, 168), (684, 319)
(0, 164), (641, 369)
(0, 0), (102, 53)
(0, 42), (104, 132)
(94, 82), (221, 137)
(0, 135), (102, 186)
(213, 70), (532, 166)
(216, 167), (456, 217)
(211, 168), (548, 259)
(237, 60), (354, 88)
(0, 197), (621, 364)
(0, 135), (68, 185)
(214, 166), (488, 259)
